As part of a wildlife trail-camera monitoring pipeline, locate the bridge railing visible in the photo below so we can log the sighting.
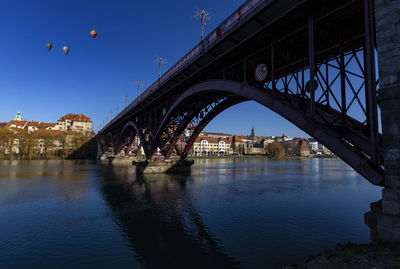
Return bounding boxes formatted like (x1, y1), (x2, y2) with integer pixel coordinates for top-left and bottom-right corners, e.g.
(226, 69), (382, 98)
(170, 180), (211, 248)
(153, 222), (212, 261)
(100, 0), (267, 133)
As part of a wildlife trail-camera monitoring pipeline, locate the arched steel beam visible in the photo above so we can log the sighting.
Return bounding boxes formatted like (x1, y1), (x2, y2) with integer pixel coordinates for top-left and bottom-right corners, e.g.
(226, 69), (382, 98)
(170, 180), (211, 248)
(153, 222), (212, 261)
(164, 98), (245, 159)
(97, 136), (104, 157)
(117, 121), (149, 158)
(151, 109), (197, 158)
(181, 97), (246, 158)
(151, 100), (208, 157)
(154, 79), (383, 185)
(104, 132), (116, 155)
(163, 111), (196, 158)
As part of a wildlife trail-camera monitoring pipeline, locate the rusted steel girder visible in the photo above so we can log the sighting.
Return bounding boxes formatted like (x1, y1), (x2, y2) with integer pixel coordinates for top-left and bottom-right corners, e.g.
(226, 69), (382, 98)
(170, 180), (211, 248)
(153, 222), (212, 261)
(151, 80), (383, 185)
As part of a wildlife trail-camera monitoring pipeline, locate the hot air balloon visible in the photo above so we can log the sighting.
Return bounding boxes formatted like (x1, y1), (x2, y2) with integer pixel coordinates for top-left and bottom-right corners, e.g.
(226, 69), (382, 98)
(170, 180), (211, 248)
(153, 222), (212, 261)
(46, 43), (53, 51)
(90, 30), (97, 39)
(62, 46), (70, 55)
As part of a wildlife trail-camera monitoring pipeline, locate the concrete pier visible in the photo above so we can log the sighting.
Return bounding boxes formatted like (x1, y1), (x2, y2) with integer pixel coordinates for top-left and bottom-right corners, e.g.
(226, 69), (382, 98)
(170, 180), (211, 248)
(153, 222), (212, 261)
(99, 155), (143, 166)
(133, 159), (194, 174)
(364, 0), (400, 242)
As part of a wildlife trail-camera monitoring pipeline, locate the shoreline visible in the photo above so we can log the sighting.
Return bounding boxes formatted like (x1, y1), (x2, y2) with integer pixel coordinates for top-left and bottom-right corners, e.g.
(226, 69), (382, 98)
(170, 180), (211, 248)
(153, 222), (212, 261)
(188, 155), (338, 160)
(0, 155), (338, 162)
(284, 242), (400, 268)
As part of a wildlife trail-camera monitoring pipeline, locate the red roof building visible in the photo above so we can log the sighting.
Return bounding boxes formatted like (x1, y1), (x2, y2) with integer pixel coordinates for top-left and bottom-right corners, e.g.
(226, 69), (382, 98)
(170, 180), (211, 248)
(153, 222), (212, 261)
(58, 113), (92, 123)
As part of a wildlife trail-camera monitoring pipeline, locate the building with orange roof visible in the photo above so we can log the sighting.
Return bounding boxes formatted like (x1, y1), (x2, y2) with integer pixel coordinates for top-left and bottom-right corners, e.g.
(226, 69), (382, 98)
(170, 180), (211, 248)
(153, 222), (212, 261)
(1, 112), (92, 136)
(55, 113), (92, 136)
(229, 135), (245, 155)
(299, 139), (310, 157)
(2, 112), (58, 133)
(191, 136), (232, 156)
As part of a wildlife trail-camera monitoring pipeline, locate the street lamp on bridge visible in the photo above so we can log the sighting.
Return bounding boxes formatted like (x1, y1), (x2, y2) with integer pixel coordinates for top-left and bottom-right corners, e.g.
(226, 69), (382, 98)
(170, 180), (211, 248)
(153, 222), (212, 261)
(154, 57), (166, 81)
(123, 95), (128, 108)
(193, 8), (210, 41)
(136, 81), (142, 99)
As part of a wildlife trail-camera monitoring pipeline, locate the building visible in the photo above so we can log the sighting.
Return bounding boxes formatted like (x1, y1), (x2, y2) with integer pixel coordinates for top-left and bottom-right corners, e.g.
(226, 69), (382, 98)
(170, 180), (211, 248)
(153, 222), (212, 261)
(205, 132), (232, 139)
(55, 113), (93, 136)
(299, 139), (311, 157)
(191, 136), (231, 156)
(0, 112), (57, 133)
(0, 112), (93, 136)
(231, 135), (245, 155)
(259, 137), (275, 148)
(307, 139), (319, 151)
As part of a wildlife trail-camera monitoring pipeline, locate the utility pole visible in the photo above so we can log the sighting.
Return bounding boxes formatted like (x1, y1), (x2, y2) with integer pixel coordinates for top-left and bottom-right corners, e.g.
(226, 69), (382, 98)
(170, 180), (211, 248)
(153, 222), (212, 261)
(136, 81), (142, 98)
(110, 111), (113, 119)
(154, 57), (166, 81)
(124, 95), (128, 108)
(193, 8), (210, 40)
(116, 104), (119, 114)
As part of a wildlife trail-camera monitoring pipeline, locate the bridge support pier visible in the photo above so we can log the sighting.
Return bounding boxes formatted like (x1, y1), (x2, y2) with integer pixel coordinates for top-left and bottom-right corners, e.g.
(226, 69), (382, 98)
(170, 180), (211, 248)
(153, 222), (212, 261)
(133, 159), (194, 174)
(364, 0), (400, 242)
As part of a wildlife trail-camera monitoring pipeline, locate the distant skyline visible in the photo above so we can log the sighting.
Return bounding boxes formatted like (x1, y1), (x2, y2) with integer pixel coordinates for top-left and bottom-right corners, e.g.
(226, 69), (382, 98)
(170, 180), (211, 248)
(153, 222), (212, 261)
(0, 0), (308, 138)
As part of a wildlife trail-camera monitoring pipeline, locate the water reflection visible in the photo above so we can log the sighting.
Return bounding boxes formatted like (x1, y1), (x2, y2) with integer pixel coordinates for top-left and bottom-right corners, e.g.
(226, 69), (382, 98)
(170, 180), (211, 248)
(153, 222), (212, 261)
(0, 160), (92, 205)
(0, 159), (381, 268)
(191, 158), (364, 192)
(99, 166), (241, 268)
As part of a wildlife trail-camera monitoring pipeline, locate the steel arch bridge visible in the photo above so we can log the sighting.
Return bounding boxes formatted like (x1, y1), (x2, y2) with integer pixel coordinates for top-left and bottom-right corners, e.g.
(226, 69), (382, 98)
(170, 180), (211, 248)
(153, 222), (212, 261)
(98, 0), (383, 185)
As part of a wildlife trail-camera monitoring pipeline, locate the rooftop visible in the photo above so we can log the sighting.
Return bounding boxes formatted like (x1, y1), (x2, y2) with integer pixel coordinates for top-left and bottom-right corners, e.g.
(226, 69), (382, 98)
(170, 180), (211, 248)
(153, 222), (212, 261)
(58, 113), (92, 123)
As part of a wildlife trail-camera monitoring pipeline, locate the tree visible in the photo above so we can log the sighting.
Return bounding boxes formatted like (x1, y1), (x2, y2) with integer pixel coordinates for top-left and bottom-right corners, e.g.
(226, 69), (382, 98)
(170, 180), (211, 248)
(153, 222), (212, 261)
(267, 142), (285, 159)
(0, 127), (16, 158)
(15, 129), (35, 159)
(32, 130), (54, 158)
(53, 131), (67, 158)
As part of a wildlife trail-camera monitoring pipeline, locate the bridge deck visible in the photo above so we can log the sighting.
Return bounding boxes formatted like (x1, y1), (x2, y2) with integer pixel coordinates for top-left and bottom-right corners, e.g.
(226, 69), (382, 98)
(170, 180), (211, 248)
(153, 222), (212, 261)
(101, 0), (364, 132)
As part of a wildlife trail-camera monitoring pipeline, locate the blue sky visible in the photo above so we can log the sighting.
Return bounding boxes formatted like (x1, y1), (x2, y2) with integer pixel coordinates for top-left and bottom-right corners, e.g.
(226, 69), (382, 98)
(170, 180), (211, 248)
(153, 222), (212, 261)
(0, 0), (310, 137)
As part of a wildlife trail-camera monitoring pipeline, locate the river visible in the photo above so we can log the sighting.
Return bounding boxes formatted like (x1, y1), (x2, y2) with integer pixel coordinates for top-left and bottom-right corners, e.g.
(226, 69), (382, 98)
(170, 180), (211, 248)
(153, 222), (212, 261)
(0, 158), (381, 268)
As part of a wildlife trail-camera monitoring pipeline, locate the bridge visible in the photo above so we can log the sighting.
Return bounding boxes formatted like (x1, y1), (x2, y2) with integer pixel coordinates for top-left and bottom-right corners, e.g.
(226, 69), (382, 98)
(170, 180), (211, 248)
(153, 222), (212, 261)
(97, 0), (400, 241)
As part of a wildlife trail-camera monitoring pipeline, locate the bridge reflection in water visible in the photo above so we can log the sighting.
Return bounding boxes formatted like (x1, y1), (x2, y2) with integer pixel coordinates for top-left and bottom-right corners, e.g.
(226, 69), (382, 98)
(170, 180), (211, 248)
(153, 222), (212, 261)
(99, 166), (241, 269)
(0, 160), (381, 267)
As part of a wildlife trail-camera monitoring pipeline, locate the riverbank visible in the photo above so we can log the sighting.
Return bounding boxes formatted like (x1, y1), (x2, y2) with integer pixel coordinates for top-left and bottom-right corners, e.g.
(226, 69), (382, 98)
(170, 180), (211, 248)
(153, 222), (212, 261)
(0, 155), (338, 161)
(188, 155), (338, 160)
(284, 242), (400, 268)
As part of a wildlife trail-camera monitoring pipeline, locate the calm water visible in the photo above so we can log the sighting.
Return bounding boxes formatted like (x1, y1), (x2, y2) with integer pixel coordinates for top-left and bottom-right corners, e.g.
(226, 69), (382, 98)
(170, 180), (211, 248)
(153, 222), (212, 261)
(0, 158), (381, 268)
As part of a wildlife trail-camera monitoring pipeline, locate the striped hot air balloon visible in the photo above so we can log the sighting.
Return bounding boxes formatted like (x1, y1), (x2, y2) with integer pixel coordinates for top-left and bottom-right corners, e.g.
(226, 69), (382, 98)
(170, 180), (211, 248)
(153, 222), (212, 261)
(90, 30), (98, 39)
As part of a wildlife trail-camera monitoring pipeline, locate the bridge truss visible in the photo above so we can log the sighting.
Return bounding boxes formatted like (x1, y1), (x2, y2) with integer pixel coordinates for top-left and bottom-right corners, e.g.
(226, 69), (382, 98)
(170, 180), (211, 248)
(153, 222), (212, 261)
(98, 0), (383, 185)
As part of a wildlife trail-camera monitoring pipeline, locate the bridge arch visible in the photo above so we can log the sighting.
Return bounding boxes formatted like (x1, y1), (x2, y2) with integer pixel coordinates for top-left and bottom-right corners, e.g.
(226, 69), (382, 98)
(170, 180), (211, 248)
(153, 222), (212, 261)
(102, 132), (116, 156)
(118, 121), (149, 158)
(153, 79), (383, 185)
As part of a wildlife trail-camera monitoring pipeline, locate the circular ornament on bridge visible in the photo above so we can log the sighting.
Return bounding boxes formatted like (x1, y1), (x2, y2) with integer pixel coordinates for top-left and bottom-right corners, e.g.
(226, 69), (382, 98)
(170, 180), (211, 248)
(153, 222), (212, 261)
(255, 64), (268, 82)
(305, 79), (319, 93)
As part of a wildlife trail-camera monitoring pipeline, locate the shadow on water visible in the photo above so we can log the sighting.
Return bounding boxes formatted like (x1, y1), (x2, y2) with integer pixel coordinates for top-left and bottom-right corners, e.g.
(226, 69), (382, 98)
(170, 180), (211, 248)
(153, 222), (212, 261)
(99, 165), (242, 269)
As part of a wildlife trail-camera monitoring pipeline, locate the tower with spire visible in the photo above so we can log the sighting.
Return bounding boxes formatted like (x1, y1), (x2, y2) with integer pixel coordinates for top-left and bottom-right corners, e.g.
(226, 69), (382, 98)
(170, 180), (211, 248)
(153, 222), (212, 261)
(14, 111), (22, 121)
(250, 126), (256, 141)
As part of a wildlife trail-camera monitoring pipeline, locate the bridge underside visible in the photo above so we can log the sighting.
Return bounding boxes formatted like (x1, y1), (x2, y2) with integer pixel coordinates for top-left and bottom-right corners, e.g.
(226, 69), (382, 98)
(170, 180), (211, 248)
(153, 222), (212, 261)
(99, 79), (383, 185)
(98, 0), (383, 185)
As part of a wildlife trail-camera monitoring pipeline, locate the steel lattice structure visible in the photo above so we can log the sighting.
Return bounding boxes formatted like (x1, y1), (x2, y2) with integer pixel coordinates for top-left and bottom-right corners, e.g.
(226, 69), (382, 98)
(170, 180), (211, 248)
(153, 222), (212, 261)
(98, 0), (383, 185)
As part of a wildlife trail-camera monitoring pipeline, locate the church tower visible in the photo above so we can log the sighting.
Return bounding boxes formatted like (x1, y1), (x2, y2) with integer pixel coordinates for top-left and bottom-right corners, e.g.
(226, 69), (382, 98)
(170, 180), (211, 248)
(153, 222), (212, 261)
(14, 111), (22, 121)
(250, 126), (255, 140)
